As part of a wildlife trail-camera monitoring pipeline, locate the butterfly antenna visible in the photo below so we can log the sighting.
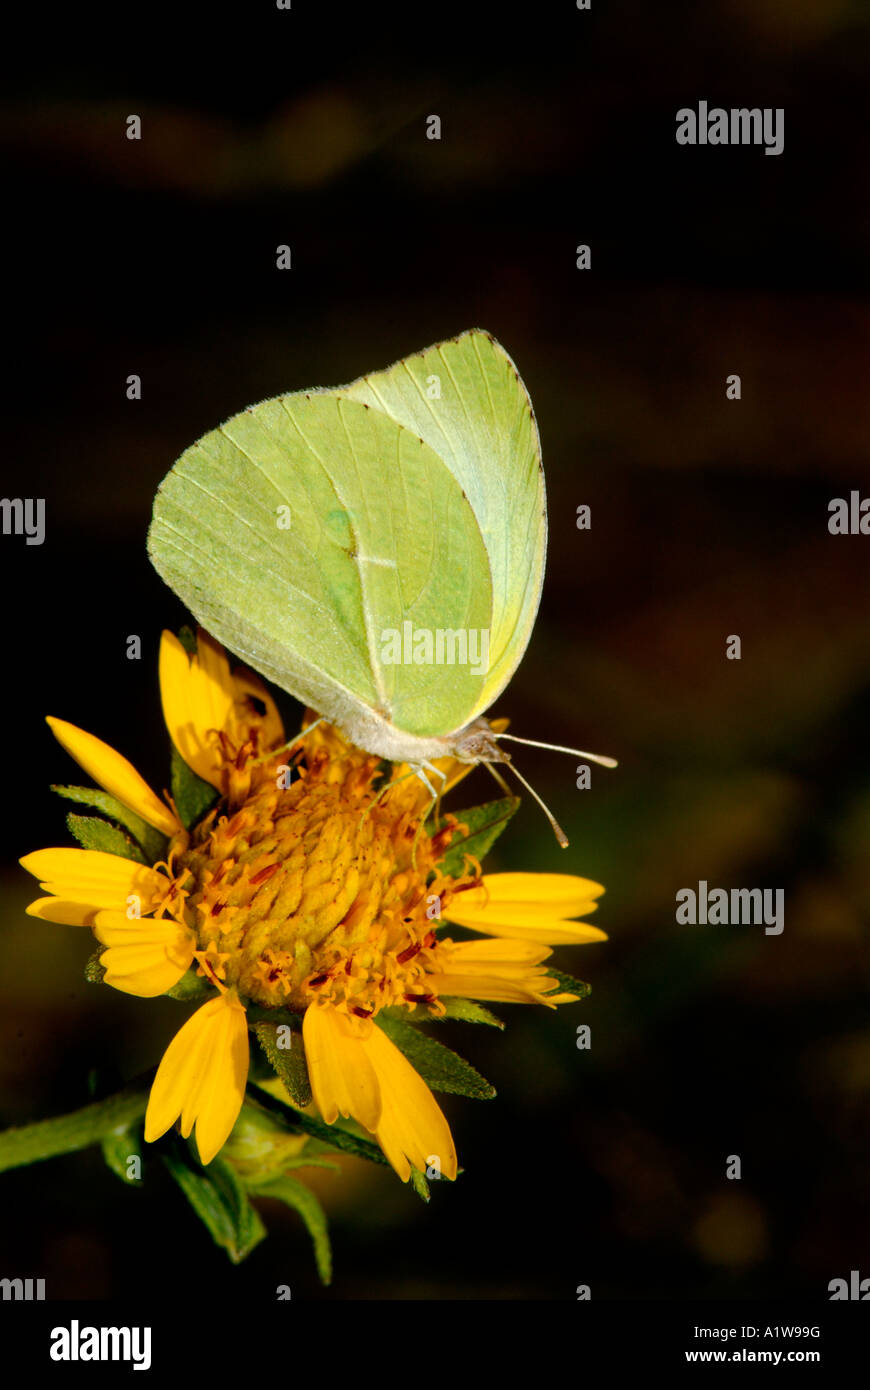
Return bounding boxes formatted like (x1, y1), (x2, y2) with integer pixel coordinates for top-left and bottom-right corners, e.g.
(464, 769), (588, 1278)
(494, 732), (618, 770)
(481, 761), (516, 800)
(491, 758), (570, 849)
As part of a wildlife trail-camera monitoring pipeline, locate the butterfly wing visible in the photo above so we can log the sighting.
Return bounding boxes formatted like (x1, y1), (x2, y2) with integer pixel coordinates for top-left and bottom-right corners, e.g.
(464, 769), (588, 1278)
(148, 391), (494, 744)
(338, 329), (546, 719)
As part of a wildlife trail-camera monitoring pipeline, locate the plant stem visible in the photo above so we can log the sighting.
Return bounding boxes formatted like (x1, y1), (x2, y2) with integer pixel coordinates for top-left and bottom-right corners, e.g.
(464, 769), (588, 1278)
(0, 1074), (153, 1174)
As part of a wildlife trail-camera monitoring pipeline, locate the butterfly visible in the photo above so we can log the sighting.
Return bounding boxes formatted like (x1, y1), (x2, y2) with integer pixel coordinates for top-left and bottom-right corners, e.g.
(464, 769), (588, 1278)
(147, 329), (615, 843)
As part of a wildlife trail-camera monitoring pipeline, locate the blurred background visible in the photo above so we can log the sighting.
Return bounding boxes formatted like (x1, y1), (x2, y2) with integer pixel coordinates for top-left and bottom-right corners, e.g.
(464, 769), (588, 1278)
(1, 0), (869, 1299)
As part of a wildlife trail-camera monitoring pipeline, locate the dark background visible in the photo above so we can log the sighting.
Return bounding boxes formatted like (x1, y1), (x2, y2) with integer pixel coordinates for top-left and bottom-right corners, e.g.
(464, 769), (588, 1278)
(1, 0), (869, 1299)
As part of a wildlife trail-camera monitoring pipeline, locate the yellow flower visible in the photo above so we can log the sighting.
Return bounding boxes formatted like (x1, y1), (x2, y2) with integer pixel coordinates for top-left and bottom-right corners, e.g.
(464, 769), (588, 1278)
(21, 630), (608, 1182)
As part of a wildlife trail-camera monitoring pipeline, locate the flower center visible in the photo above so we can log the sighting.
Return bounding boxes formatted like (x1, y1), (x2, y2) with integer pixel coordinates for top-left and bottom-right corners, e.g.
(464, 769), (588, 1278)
(174, 739), (473, 1017)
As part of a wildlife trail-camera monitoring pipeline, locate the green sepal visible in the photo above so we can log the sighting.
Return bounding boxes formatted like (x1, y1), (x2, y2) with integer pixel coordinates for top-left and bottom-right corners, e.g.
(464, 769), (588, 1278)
(409, 1167), (430, 1202)
(177, 625), (198, 656)
(378, 998), (505, 1030)
(546, 969), (592, 1002)
(170, 745), (217, 831)
(250, 1082), (390, 1167)
(440, 998), (505, 1029)
(84, 948), (106, 984)
(435, 796), (519, 877)
(162, 1142), (266, 1264)
(376, 1014), (495, 1099)
(247, 1175), (332, 1284)
(101, 1123), (146, 1185)
(255, 1022), (312, 1107)
(66, 812), (148, 864)
(164, 969), (213, 1003)
(51, 784), (167, 863)
(245, 1004), (303, 1028)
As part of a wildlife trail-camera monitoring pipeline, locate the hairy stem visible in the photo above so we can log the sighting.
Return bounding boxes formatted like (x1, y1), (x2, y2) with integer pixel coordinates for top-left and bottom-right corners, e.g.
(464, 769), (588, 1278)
(0, 1073), (154, 1174)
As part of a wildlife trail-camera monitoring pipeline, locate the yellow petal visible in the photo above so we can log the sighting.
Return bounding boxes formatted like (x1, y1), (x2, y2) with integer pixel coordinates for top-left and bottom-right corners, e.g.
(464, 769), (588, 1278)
(445, 910), (607, 947)
(25, 896), (98, 926)
(303, 1004), (382, 1133)
(20, 848), (170, 913)
(479, 872), (604, 910)
(439, 937), (553, 965)
(428, 938), (561, 1006)
(93, 910), (195, 997)
(445, 872), (606, 944)
(46, 717), (179, 837)
(362, 1024), (457, 1182)
(233, 668), (285, 749)
(426, 973), (561, 1005)
(144, 993), (249, 1164)
(159, 630), (234, 788)
(453, 871), (605, 916)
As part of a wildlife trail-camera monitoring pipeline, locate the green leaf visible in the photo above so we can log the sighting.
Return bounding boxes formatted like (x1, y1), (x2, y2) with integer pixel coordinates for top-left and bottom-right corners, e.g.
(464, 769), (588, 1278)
(162, 1145), (266, 1264)
(375, 1015), (495, 1099)
(255, 1022), (312, 1107)
(440, 998), (505, 1029)
(66, 812), (148, 864)
(101, 1123), (145, 1185)
(170, 744), (218, 831)
(435, 796), (519, 877)
(250, 1082), (389, 1167)
(545, 969), (592, 1002)
(52, 784), (167, 863)
(248, 1176), (332, 1284)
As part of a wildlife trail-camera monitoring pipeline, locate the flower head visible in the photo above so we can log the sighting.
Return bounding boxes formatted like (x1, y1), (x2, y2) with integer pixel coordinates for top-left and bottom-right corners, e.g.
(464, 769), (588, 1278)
(21, 629), (607, 1181)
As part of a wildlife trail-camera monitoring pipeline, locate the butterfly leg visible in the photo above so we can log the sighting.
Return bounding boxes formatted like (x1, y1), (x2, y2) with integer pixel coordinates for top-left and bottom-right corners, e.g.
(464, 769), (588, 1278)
(356, 765), (420, 835)
(410, 760), (447, 802)
(408, 765), (438, 801)
(249, 717), (326, 770)
(421, 760), (447, 783)
(418, 760), (449, 827)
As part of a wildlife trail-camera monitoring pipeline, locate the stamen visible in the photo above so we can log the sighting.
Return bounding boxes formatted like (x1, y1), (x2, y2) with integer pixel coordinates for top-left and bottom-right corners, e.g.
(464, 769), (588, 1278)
(249, 862), (279, 887)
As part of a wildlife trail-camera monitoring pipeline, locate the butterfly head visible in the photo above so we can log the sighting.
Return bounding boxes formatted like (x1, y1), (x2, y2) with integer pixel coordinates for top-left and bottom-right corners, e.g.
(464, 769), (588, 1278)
(447, 720), (618, 850)
(449, 718), (512, 766)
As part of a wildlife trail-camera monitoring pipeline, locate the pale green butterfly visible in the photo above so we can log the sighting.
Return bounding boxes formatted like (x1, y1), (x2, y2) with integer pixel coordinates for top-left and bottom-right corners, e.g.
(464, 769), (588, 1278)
(147, 329), (615, 843)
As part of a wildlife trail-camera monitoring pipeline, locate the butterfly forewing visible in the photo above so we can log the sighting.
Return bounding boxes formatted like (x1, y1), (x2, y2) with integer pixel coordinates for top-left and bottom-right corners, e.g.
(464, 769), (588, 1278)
(148, 391), (494, 741)
(339, 329), (546, 718)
